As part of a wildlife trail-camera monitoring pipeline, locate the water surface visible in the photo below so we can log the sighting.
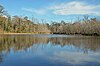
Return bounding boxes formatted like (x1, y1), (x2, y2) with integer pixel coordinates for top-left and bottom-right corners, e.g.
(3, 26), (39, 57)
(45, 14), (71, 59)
(0, 34), (100, 66)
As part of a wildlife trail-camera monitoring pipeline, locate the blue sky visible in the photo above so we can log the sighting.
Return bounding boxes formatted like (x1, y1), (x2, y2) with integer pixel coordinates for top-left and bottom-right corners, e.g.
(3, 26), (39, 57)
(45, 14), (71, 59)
(0, 0), (100, 23)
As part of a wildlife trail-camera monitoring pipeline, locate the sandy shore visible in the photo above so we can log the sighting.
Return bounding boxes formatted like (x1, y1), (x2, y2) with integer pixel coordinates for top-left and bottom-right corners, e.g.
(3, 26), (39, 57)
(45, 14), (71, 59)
(0, 32), (51, 35)
(0, 33), (39, 35)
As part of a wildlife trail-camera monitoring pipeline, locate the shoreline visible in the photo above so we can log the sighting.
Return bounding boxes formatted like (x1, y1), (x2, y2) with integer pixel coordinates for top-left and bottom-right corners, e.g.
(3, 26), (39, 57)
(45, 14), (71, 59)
(0, 32), (52, 35)
(0, 33), (99, 36)
(0, 33), (39, 35)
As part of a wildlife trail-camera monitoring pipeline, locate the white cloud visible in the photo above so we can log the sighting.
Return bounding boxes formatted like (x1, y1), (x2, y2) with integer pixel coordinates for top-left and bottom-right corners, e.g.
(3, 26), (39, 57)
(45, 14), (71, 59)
(22, 1), (100, 16)
(48, 51), (100, 65)
(33, 9), (47, 15)
(22, 8), (47, 15)
(49, 1), (100, 15)
(22, 8), (34, 12)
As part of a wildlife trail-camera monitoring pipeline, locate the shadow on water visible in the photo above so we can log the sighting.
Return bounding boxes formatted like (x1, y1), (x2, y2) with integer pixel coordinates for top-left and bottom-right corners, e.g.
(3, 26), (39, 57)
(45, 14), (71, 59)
(0, 34), (100, 66)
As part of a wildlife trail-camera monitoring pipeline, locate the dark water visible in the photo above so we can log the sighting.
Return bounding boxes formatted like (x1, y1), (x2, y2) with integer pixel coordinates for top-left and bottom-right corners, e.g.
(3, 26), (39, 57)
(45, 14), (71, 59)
(0, 34), (100, 66)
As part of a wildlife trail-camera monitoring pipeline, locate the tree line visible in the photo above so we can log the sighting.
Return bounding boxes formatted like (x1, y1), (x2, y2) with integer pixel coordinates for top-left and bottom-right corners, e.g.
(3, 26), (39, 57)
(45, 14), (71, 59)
(0, 5), (50, 33)
(49, 16), (100, 36)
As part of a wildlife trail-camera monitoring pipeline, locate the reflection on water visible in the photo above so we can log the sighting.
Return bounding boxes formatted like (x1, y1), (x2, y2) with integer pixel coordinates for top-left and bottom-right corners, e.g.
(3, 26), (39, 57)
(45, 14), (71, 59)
(0, 34), (100, 66)
(50, 36), (100, 53)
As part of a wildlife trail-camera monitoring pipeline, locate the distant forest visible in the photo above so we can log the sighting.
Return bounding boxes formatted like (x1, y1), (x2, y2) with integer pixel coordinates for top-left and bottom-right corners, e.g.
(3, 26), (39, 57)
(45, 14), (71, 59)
(0, 4), (100, 36)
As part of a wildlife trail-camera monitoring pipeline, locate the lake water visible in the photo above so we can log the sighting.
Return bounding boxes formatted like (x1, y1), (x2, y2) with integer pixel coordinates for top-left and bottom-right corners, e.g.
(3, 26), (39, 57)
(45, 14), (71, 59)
(0, 34), (100, 66)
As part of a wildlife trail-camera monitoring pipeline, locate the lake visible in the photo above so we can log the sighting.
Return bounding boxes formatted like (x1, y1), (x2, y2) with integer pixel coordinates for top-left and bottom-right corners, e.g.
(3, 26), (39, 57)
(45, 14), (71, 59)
(0, 34), (100, 66)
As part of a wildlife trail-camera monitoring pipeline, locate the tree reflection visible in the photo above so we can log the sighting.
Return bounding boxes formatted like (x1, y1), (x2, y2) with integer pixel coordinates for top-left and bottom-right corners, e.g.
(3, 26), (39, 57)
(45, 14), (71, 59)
(50, 36), (100, 53)
(0, 35), (100, 63)
(0, 35), (100, 53)
(0, 54), (3, 63)
(0, 35), (49, 53)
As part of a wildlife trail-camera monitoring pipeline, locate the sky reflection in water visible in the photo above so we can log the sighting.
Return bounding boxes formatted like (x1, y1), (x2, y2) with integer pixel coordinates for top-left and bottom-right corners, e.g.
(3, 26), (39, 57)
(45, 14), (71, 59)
(0, 34), (100, 66)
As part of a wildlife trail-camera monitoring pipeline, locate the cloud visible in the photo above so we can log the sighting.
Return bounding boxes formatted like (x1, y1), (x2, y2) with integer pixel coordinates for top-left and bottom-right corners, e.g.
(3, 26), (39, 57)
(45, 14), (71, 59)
(22, 8), (34, 12)
(33, 9), (47, 15)
(22, 8), (47, 15)
(48, 51), (100, 65)
(49, 1), (100, 15)
(22, 1), (100, 16)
